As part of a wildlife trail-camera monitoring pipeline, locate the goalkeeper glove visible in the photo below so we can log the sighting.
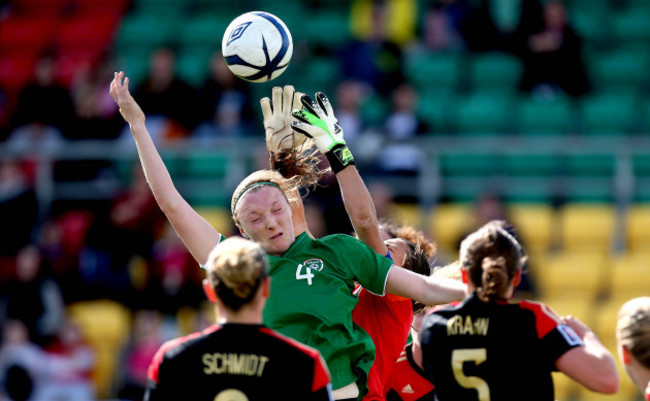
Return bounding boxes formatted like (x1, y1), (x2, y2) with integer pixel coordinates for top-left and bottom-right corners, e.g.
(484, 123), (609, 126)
(291, 92), (355, 174)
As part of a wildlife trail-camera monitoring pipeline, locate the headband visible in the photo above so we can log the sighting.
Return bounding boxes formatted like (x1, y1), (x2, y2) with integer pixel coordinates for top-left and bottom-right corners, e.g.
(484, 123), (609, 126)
(233, 181), (282, 212)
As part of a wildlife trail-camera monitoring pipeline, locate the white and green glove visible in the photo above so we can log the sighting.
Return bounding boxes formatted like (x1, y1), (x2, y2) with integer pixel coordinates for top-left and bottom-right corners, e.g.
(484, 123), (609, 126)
(291, 92), (355, 174)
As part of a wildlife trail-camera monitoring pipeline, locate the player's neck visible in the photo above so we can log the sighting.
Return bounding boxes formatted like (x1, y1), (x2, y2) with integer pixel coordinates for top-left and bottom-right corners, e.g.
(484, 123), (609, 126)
(222, 308), (264, 325)
(411, 343), (423, 368)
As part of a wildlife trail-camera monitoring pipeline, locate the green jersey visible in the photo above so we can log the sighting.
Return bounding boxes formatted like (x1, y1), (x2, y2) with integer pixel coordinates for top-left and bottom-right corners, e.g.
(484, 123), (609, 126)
(264, 232), (393, 393)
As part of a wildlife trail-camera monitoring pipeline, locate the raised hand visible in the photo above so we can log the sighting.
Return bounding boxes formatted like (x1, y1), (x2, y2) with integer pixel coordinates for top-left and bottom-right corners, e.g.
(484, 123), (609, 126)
(109, 71), (145, 128)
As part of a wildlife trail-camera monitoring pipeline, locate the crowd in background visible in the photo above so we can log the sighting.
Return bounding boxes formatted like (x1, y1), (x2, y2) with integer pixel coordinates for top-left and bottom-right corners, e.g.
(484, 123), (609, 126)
(0, 0), (639, 399)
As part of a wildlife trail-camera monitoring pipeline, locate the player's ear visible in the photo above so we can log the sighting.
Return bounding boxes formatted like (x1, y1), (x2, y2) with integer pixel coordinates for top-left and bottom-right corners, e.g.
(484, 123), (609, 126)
(513, 269), (522, 288)
(203, 279), (217, 303)
(237, 224), (249, 239)
(261, 277), (271, 298)
(621, 345), (631, 366)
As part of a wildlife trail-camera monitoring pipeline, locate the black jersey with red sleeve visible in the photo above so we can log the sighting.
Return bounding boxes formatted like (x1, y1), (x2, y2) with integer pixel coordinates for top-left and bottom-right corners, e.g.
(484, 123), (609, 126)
(145, 323), (333, 401)
(385, 345), (434, 401)
(420, 293), (584, 401)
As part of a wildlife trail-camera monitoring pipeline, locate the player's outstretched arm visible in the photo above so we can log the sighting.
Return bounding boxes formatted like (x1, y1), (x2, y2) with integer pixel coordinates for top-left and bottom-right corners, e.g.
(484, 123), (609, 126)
(385, 266), (467, 306)
(110, 71), (221, 265)
(555, 315), (619, 393)
(292, 92), (387, 254)
(260, 85), (312, 238)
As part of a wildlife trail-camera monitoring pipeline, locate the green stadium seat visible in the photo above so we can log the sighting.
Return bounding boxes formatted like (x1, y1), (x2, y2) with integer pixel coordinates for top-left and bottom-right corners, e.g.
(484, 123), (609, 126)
(176, 49), (212, 88)
(360, 94), (389, 127)
(590, 50), (649, 94)
(132, 0), (188, 17)
(612, 11), (650, 46)
(454, 93), (513, 134)
(500, 178), (556, 204)
(186, 153), (230, 178)
(566, 153), (616, 177)
(517, 96), (574, 135)
(115, 50), (152, 89)
(405, 52), (461, 96)
(439, 152), (500, 177)
(632, 153), (650, 202)
(469, 52), (522, 94)
(302, 12), (350, 47)
(177, 15), (231, 53)
(194, 0), (250, 14)
(116, 13), (178, 52)
(641, 98), (650, 133)
(504, 153), (562, 176)
(417, 91), (456, 133)
(580, 93), (639, 135)
(292, 57), (340, 95)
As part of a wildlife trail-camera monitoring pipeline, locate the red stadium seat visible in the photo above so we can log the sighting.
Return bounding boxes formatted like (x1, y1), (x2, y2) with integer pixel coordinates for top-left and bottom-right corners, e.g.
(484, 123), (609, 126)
(0, 55), (36, 92)
(56, 13), (120, 53)
(10, 0), (66, 15)
(72, 0), (131, 14)
(0, 15), (58, 56)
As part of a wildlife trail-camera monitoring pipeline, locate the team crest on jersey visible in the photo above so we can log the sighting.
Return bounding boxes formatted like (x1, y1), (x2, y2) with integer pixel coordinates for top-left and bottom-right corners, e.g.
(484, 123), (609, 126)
(303, 258), (324, 272)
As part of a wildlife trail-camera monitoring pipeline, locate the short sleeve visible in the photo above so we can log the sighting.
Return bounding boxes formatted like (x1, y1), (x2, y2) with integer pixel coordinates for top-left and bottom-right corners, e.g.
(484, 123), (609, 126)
(199, 234), (228, 270)
(330, 235), (393, 295)
(520, 301), (584, 367)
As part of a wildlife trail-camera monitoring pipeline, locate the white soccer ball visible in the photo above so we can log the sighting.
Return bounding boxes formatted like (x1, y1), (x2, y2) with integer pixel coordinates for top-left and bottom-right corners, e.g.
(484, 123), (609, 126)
(222, 11), (293, 83)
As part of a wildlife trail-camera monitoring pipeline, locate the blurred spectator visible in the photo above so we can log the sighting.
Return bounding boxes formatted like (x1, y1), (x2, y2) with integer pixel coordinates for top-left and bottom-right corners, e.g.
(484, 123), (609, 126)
(40, 320), (95, 401)
(0, 159), (38, 259)
(117, 310), (164, 401)
(130, 48), (199, 142)
(340, 2), (406, 95)
(377, 84), (427, 175)
(67, 60), (123, 141)
(6, 57), (73, 152)
(193, 53), (255, 141)
(350, 0), (418, 47)
(108, 164), (165, 270)
(456, 192), (537, 298)
(519, 0), (591, 97)
(0, 320), (40, 401)
(1, 245), (65, 346)
(367, 181), (395, 220)
(334, 80), (368, 147)
(149, 223), (203, 314)
(422, 0), (474, 51)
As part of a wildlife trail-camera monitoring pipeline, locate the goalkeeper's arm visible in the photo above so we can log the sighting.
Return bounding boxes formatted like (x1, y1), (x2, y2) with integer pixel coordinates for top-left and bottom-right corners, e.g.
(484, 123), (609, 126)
(292, 93), (388, 255)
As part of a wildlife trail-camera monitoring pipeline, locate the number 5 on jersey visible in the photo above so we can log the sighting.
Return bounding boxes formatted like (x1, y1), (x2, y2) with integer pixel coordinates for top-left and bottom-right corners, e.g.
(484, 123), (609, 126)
(452, 348), (490, 401)
(296, 263), (314, 285)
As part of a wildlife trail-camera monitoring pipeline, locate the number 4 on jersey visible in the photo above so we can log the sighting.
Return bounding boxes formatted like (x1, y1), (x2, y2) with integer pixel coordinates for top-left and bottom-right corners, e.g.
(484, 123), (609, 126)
(296, 263), (314, 285)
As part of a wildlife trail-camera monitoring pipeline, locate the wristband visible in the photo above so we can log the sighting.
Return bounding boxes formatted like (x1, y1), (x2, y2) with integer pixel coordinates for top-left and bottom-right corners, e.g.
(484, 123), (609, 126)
(326, 143), (355, 174)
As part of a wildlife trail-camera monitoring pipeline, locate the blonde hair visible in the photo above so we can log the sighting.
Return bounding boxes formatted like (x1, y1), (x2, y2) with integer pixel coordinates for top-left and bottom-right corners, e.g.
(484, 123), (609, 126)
(205, 237), (268, 311)
(231, 170), (300, 224)
(432, 261), (463, 281)
(618, 297), (650, 369)
(460, 220), (526, 302)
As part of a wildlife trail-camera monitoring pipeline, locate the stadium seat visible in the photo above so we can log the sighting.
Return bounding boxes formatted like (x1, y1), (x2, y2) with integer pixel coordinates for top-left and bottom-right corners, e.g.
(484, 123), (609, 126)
(500, 178), (557, 204)
(625, 204), (650, 251)
(0, 55), (37, 92)
(508, 203), (557, 254)
(115, 50), (152, 90)
(194, 206), (233, 235)
(610, 252), (650, 300)
(516, 96), (574, 135)
(504, 153), (562, 177)
(10, 0), (66, 15)
(454, 93), (513, 134)
(428, 203), (472, 255)
(177, 15), (231, 53)
(302, 11), (350, 47)
(132, 0), (188, 17)
(580, 93), (639, 135)
(294, 57), (340, 95)
(439, 152), (501, 177)
(416, 90), (456, 132)
(558, 204), (616, 252)
(590, 50), (649, 94)
(641, 99), (650, 136)
(388, 202), (422, 229)
(176, 49), (213, 88)
(56, 13), (120, 53)
(0, 15), (58, 57)
(116, 13), (179, 53)
(468, 52), (523, 94)
(612, 10), (650, 47)
(67, 300), (131, 398)
(405, 52), (461, 96)
(534, 251), (610, 300)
